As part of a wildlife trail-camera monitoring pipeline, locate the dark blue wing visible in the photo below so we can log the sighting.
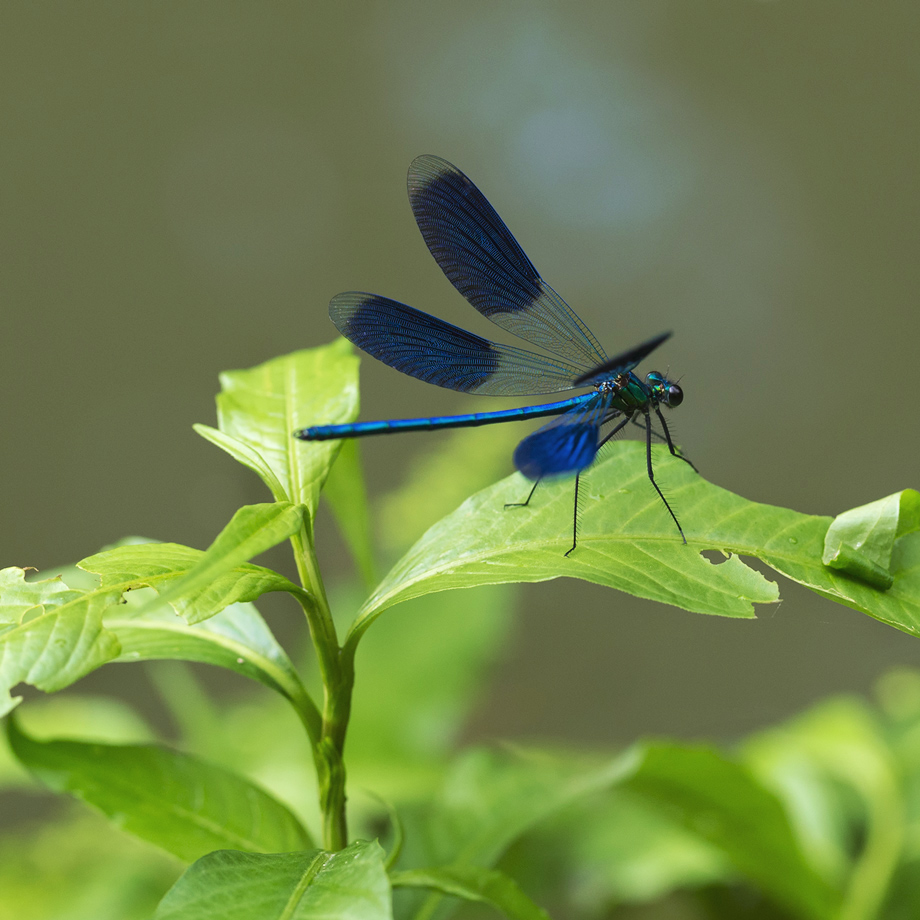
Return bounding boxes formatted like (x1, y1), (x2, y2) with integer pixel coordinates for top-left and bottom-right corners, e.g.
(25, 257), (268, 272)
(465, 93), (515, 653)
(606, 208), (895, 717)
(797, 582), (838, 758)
(408, 155), (607, 371)
(513, 394), (610, 479)
(572, 331), (672, 386)
(331, 292), (585, 396)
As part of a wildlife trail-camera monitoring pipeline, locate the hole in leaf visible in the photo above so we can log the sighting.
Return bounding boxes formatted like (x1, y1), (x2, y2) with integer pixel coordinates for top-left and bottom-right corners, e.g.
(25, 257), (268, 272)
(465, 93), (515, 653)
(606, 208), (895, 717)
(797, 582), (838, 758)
(700, 549), (729, 565)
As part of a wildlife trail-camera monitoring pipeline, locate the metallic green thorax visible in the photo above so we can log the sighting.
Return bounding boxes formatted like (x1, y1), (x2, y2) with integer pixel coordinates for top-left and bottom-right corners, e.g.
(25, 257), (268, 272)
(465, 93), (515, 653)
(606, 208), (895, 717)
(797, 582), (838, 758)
(606, 370), (683, 414)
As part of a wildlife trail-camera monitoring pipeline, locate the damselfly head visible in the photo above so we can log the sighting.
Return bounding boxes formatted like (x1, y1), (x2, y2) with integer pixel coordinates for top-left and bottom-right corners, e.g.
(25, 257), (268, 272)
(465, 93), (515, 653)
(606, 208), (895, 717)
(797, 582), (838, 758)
(646, 372), (683, 408)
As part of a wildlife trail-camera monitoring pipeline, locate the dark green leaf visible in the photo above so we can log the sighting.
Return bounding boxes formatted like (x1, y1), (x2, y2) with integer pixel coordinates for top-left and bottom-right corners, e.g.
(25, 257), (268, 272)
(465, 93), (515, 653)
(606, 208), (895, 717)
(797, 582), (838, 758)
(624, 743), (837, 920)
(153, 840), (390, 920)
(7, 718), (312, 861)
(392, 864), (549, 920)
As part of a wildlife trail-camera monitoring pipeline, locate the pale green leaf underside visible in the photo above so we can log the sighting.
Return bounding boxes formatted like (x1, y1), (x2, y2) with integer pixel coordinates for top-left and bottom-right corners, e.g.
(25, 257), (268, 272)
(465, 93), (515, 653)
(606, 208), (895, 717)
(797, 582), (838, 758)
(7, 718), (312, 863)
(79, 535), (311, 708)
(107, 503), (307, 625)
(153, 841), (390, 920)
(79, 531), (302, 626)
(822, 489), (920, 590)
(0, 582), (121, 717)
(204, 340), (360, 518)
(355, 443), (920, 638)
(0, 522), (312, 710)
(108, 600), (310, 708)
(0, 566), (83, 624)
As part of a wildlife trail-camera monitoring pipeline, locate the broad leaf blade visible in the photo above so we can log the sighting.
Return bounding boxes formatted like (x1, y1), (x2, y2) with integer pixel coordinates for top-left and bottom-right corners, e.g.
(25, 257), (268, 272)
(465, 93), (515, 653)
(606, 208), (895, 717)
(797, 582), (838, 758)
(355, 443), (920, 639)
(208, 341), (359, 518)
(757, 516), (920, 638)
(392, 865), (549, 920)
(105, 504), (307, 625)
(80, 536), (302, 625)
(354, 444), (780, 635)
(108, 600), (310, 708)
(7, 719), (312, 862)
(625, 743), (837, 920)
(0, 587), (121, 717)
(153, 841), (390, 920)
(193, 425), (288, 502)
(0, 567), (83, 623)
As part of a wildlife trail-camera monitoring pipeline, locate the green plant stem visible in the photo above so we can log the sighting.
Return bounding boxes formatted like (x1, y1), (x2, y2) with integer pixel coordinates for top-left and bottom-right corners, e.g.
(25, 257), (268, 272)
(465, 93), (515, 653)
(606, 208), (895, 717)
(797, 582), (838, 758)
(317, 660), (354, 852)
(291, 524), (353, 851)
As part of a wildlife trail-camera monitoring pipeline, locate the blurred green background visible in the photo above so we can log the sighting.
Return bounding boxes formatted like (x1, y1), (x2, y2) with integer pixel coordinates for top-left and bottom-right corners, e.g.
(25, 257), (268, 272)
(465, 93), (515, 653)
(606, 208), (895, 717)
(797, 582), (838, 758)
(2, 0), (919, 775)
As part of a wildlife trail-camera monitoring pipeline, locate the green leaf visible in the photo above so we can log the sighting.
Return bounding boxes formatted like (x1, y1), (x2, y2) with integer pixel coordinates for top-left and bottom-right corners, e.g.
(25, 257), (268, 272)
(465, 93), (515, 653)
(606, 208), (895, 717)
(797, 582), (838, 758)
(392, 864), (549, 920)
(153, 840), (391, 920)
(0, 566), (83, 624)
(0, 540), (314, 720)
(102, 504), (307, 625)
(744, 698), (902, 920)
(107, 600), (311, 711)
(823, 490), (920, 590)
(352, 445), (780, 638)
(196, 341), (360, 520)
(624, 743), (837, 920)
(407, 747), (639, 869)
(758, 515), (920, 639)
(352, 443), (920, 641)
(510, 790), (727, 911)
(7, 718), (312, 862)
(394, 748), (637, 920)
(0, 583), (121, 717)
(194, 425), (288, 502)
(323, 439), (376, 588)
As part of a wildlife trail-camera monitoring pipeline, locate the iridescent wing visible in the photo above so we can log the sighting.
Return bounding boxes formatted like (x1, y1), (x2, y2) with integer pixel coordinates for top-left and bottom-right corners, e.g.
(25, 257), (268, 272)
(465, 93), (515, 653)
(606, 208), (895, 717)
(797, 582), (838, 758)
(513, 394), (610, 479)
(408, 155), (607, 371)
(330, 292), (585, 396)
(572, 331), (672, 386)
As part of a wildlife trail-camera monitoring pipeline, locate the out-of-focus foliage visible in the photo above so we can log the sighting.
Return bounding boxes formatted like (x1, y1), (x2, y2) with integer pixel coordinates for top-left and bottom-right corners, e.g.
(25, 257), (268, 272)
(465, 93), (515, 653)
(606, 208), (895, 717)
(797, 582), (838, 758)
(8, 660), (920, 917)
